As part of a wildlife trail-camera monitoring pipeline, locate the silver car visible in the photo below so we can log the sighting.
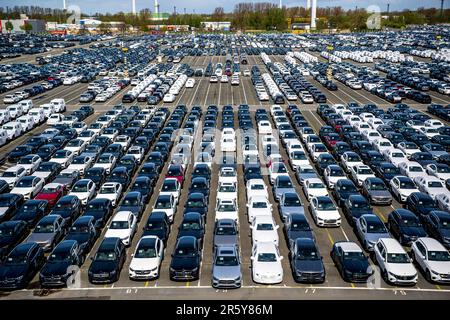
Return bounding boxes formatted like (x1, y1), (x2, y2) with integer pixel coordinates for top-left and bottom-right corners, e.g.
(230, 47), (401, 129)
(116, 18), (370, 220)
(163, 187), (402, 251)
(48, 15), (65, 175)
(26, 214), (67, 252)
(355, 214), (391, 251)
(211, 245), (242, 289)
(213, 219), (238, 251)
(362, 177), (393, 205)
(273, 175), (296, 201)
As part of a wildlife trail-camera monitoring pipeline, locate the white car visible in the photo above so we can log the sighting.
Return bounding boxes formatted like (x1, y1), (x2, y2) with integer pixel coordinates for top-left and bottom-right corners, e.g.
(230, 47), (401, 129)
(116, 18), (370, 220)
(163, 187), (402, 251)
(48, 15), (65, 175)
(215, 198), (238, 222)
(219, 166), (237, 184)
(384, 148), (408, 167)
(0, 165), (27, 188)
(411, 237), (450, 284)
(426, 163), (450, 181)
(424, 119), (444, 129)
(389, 176), (420, 203)
(398, 161), (428, 179)
(41, 104), (55, 118)
(303, 178), (328, 201)
(69, 179), (96, 205)
(17, 154), (42, 174)
(93, 153), (117, 174)
(251, 242), (283, 284)
(47, 114), (65, 125)
(414, 176), (450, 200)
(115, 135), (132, 150)
(323, 165), (347, 189)
(309, 143), (328, 162)
(288, 150), (309, 171)
(373, 138), (394, 154)
(0, 110), (11, 125)
(350, 164), (376, 187)
(220, 75), (228, 83)
(221, 136), (236, 152)
(340, 152), (364, 173)
(153, 194), (177, 223)
(247, 196), (273, 223)
(246, 179), (269, 200)
(258, 121), (273, 135)
(16, 115), (35, 131)
(2, 122), (22, 140)
(50, 99), (66, 112)
(374, 238), (418, 285)
(160, 178), (181, 204)
(50, 150), (74, 169)
(419, 126), (439, 139)
(309, 196), (341, 227)
(105, 211), (137, 247)
(185, 78), (195, 88)
(268, 162), (289, 185)
(72, 122), (87, 134)
(77, 130), (96, 144)
(126, 146), (144, 164)
(251, 215), (279, 246)
(64, 139), (86, 156)
(129, 235), (164, 280)
(3, 94), (20, 104)
(6, 105), (23, 119)
(217, 181), (237, 201)
(96, 182), (123, 207)
(67, 156), (93, 175)
(10, 176), (44, 200)
(436, 193), (450, 212)
(163, 93), (176, 103)
(210, 75), (218, 83)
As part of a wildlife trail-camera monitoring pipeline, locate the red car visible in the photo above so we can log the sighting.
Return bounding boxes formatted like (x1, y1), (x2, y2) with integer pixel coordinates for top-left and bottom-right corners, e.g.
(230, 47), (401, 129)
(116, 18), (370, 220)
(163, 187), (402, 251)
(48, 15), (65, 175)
(166, 164), (185, 186)
(323, 133), (340, 149)
(34, 183), (66, 206)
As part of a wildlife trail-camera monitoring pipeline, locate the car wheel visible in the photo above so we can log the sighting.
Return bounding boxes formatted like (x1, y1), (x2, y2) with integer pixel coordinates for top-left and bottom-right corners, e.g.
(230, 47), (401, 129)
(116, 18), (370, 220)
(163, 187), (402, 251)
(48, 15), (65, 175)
(425, 270), (433, 283)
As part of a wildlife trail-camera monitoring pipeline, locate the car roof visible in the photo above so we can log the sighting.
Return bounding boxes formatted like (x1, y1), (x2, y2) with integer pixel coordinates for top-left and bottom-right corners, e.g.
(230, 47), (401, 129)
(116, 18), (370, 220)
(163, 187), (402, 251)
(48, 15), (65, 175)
(112, 211), (132, 220)
(380, 238), (405, 252)
(98, 237), (121, 249)
(254, 241), (277, 252)
(53, 240), (77, 251)
(418, 237), (447, 251)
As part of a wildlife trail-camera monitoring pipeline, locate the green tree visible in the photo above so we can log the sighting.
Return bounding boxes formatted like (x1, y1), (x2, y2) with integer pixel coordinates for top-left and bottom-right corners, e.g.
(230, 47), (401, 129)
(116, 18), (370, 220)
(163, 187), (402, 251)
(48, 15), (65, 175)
(19, 22), (33, 33)
(5, 20), (13, 33)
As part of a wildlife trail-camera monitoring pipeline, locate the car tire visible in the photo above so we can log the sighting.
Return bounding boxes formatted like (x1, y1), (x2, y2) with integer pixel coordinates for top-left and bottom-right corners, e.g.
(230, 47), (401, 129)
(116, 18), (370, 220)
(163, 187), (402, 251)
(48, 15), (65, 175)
(425, 270), (433, 283)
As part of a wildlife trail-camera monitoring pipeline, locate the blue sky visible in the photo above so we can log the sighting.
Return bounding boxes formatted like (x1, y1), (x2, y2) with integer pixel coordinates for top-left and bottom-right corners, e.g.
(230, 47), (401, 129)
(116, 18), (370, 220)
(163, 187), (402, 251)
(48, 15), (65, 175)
(1, 0), (444, 14)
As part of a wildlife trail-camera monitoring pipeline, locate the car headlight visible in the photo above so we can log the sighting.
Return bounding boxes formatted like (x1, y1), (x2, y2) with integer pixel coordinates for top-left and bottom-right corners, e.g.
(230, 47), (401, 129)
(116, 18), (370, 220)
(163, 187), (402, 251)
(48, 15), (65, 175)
(388, 271), (398, 278)
(129, 268), (135, 272)
(431, 270), (440, 276)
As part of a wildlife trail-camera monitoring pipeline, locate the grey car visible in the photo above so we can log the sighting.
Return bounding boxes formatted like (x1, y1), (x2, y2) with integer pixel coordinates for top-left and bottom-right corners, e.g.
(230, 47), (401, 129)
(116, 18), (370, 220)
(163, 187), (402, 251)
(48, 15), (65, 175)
(362, 177), (393, 205)
(296, 165), (319, 185)
(273, 175), (296, 201)
(211, 245), (242, 289)
(213, 219), (238, 251)
(53, 169), (81, 190)
(284, 213), (315, 250)
(26, 214), (67, 252)
(355, 214), (391, 251)
(279, 192), (305, 222)
(290, 238), (325, 283)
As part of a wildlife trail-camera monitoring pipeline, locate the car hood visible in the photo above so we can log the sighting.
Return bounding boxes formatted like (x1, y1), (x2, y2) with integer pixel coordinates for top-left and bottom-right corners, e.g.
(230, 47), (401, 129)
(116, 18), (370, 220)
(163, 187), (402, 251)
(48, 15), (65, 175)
(33, 172), (51, 179)
(213, 265), (241, 279)
(288, 230), (314, 242)
(342, 259), (370, 274)
(0, 237), (14, 248)
(0, 265), (28, 279)
(35, 193), (58, 201)
(89, 261), (117, 273)
(41, 261), (72, 276)
(399, 226), (427, 237)
(27, 233), (54, 244)
(427, 261), (450, 275)
(280, 205), (305, 216)
(253, 261), (282, 275)
(105, 229), (130, 240)
(275, 187), (296, 197)
(387, 263), (417, 276)
(0, 207), (9, 218)
(365, 232), (391, 243)
(130, 257), (159, 271)
(170, 257), (199, 271)
(368, 190), (392, 198)
(178, 230), (203, 240)
(64, 233), (90, 246)
(293, 259), (325, 273)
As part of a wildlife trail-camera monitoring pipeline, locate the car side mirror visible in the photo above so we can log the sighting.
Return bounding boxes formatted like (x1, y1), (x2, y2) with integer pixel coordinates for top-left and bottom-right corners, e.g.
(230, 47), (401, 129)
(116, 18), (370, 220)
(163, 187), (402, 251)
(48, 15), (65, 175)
(422, 256), (426, 260)
(250, 256), (254, 261)
(275, 225), (279, 229)
(279, 256), (284, 261)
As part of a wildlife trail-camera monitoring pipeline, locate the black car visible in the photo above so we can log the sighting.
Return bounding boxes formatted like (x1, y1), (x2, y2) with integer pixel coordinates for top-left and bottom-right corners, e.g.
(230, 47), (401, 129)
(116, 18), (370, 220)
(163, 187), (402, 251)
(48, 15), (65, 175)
(388, 209), (428, 246)
(39, 240), (83, 288)
(284, 214), (314, 250)
(177, 212), (205, 247)
(0, 221), (29, 261)
(51, 195), (82, 225)
(0, 193), (25, 222)
(10, 199), (49, 228)
(83, 198), (113, 229)
(290, 238), (325, 283)
(422, 211), (450, 249)
(405, 192), (439, 220)
(146, 152), (164, 172)
(64, 216), (98, 256)
(117, 192), (145, 221)
(244, 164), (262, 183)
(137, 163), (158, 186)
(7, 145), (34, 163)
(142, 211), (171, 244)
(343, 195), (374, 225)
(0, 180), (9, 194)
(192, 164), (211, 183)
(118, 155), (138, 176)
(330, 241), (373, 283)
(184, 192), (208, 221)
(188, 177), (210, 201)
(85, 167), (107, 189)
(36, 144), (57, 161)
(169, 236), (201, 281)
(0, 242), (45, 290)
(88, 237), (126, 284)
(332, 179), (359, 206)
(130, 177), (153, 204)
(107, 167), (131, 190)
(374, 162), (401, 185)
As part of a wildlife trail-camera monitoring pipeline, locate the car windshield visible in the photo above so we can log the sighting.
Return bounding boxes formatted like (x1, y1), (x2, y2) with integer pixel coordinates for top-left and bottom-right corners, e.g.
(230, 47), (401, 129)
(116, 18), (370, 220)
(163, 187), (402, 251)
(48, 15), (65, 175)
(41, 186), (59, 194)
(257, 253), (277, 262)
(339, 184), (357, 192)
(155, 200), (171, 209)
(110, 221), (129, 229)
(0, 227), (14, 236)
(54, 152), (68, 158)
(251, 184), (264, 190)
(296, 247), (320, 260)
(123, 198), (139, 206)
(358, 168), (373, 175)
(162, 182), (177, 191)
(94, 251), (116, 261)
(439, 218), (450, 229)
(174, 246), (197, 257)
(35, 223), (54, 233)
(292, 152), (307, 160)
(180, 222), (201, 230)
(5, 253), (28, 265)
(221, 170), (236, 177)
(410, 166), (423, 172)
(310, 182), (325, 188)
(318, 201), (335, 210)
(284, 197), (301, 207)
(219, 185), (236, 192)
(387, 253), (410, 263)
(429, 181), (444, 188)
(277, 179), (293, 188)
(252, 201), (268, 209)
(18, 157), (34, 164)
(17, 179), (34, 187)
(215, 255), (238, 266)
(134, 246), (156, 259)
(369, 181), (387, 190)
(343, 251), (366, 261)
(400, 181), (416, 189)
(301, 168), (315, 174)
(352, 201), (371, 210)
(330, 169), (344, 176)
(256, 223), (274, 231)
(216, 226), (236, 235)
(2, 171), (19, 178)
(70, 225), (90, 233)
(187, 200), (203, 207)
(218, 203), (236, 211)
(48, 252), (71, 262)
(72, 184), (88, 192)
(428, 251), (450, 262)
(367, 221), (387, 233)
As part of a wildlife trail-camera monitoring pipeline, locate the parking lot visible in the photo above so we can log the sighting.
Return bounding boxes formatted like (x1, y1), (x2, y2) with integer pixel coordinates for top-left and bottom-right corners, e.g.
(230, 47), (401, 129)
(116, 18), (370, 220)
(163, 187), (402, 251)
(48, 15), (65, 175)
(0, 31), (450, 300)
